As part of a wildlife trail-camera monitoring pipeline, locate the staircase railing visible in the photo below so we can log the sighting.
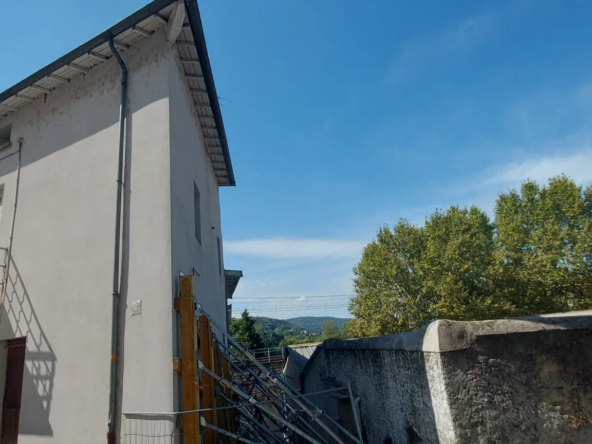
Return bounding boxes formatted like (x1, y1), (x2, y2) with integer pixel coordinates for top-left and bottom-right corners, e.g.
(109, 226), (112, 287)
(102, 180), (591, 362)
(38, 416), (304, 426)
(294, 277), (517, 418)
(248, 346), (286, 363)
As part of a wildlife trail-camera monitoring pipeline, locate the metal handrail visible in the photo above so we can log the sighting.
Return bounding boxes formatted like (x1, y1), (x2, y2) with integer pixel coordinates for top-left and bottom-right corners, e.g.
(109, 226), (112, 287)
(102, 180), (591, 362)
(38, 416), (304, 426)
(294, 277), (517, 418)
(228, 346), (286, 364)
(250, 346), (286, 361)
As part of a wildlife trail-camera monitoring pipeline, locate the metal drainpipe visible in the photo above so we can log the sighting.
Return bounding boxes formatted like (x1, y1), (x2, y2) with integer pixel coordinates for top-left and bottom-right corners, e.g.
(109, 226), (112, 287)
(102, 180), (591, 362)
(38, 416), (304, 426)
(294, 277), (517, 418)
(107, 35), (127, 444)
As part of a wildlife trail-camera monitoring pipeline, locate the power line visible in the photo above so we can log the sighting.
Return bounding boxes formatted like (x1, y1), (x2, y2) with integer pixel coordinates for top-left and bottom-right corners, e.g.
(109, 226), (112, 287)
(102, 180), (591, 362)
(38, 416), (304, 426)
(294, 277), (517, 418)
(231, 294), (355, 313)
(240, 304), (349, 313)
(233, 293), (355, 302)
(233, 300), (350, 306)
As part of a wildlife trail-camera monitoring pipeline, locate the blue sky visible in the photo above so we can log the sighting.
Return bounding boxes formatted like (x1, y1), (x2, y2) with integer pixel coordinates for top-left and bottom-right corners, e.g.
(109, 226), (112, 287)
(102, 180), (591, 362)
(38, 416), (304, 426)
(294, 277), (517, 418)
(3, 1), (592, 319)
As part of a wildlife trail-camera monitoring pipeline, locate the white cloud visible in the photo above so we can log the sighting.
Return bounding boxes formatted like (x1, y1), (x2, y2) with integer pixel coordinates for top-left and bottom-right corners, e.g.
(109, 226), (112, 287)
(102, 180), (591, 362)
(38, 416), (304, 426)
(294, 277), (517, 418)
(482, 148), (592, 187)
(224, 238), (365, 259)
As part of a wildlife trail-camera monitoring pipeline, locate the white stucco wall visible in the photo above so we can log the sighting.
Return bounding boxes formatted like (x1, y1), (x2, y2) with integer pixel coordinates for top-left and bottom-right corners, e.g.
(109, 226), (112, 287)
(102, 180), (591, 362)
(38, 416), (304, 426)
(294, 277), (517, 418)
(167, 46), (228, 419)
(117, 30), (174, 420)
(168, 49), (227, 336)
(0, 29), (182, 443)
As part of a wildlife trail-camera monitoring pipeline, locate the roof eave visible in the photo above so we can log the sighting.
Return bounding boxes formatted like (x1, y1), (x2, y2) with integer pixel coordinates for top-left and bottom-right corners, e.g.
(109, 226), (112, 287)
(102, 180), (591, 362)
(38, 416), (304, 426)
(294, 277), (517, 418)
(184, 0), (235, 186)
(0, 0), (236, 186)
(0, 0), (174, 105)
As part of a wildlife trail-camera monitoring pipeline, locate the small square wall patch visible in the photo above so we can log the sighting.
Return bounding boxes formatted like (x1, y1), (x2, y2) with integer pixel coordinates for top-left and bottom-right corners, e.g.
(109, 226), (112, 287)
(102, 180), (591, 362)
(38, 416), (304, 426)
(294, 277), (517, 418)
(131, 300), (142, 316)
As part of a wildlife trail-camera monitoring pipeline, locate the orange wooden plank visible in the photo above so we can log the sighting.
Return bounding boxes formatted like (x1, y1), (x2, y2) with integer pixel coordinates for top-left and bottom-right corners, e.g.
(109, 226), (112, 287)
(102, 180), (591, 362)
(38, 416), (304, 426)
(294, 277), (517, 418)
(180, 276), (199, 444)
(199, 315), (216, 443)
(194, 317), (201, 444)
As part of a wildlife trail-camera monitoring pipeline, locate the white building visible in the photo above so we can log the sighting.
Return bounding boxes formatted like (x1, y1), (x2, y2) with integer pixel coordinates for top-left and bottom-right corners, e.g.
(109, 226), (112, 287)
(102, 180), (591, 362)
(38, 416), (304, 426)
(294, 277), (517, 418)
(0, 0), (239, 442)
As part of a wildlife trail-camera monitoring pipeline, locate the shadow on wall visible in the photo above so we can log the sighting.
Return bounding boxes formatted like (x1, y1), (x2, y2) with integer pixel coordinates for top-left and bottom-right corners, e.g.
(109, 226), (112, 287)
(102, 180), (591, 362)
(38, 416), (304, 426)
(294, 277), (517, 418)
(0, 257), (55, 436)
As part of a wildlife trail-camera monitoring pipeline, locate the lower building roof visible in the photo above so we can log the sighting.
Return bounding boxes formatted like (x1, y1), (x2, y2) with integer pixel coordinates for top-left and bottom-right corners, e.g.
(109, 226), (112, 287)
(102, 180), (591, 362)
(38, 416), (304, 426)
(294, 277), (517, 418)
(224, 269), (243, 299)
(286, 342), (322, 374)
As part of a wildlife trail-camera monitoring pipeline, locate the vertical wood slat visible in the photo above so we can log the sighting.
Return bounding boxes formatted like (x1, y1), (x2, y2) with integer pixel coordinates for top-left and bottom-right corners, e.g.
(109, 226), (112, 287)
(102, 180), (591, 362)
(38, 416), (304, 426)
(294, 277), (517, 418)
(195, 315), (202, 444)
(199, 315), (216, 443)
(180, 276), (199, 444)
(211, 343), (218, 431)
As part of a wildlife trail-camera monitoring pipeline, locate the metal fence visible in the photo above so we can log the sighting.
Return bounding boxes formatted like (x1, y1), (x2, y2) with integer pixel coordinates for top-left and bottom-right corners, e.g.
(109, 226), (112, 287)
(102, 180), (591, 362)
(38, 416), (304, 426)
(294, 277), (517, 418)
(121, 414), (179, 444)
(250, 346), (286, 363)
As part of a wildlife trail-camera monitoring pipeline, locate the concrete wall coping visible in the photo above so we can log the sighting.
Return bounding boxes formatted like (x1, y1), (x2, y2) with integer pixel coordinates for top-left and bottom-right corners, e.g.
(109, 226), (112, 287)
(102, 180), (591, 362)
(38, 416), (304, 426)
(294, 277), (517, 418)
(324, 310), (592, 353)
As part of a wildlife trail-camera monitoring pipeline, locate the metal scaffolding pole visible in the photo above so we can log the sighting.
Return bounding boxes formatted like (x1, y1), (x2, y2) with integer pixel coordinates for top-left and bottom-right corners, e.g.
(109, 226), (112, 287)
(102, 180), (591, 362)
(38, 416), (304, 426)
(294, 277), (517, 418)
(199, 361), (323, 444)
(199, 304), (347, 444)
(348, 383), (364, 444)
(216, 339), (279, 402)
(217, 389), (284, 444)
(200, 419), (259, 444)
(216, 339), (295, 421)
(240, 420), (272, 444)
(216, 354), (294, 436)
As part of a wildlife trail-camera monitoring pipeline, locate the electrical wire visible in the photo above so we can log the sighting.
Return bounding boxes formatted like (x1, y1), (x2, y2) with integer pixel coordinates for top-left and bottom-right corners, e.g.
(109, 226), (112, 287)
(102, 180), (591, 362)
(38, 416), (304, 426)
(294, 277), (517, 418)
(242, 304), (349, 313)
(233, 293), (354, 301)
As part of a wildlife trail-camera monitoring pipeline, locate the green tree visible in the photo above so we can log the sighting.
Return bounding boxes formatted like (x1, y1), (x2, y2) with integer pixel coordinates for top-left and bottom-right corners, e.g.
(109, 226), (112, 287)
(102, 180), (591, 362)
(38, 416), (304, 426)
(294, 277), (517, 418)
(494, 176), (592, 314)
(339, 323), (350, 339)
(349, 206), (497, 337)
(348, 176), (592, 338)
(230, 310), (264, 350)
(279, 333), (319, 347)
(321, 320), (340, 340)
(261, 330), (284, 348)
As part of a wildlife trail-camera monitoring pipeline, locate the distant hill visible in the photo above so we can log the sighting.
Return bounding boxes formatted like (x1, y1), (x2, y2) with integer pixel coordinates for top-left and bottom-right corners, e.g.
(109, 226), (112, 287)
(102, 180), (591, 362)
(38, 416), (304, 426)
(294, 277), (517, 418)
(253, 317), (302, 335)
(287, 317), (350, 333)
(253, 316), (351, 334)
(250, 316), (351, 347)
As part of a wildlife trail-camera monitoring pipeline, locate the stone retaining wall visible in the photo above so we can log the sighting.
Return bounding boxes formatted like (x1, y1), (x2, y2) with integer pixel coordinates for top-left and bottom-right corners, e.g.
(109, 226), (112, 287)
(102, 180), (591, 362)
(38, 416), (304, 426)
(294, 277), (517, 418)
(301, 311), (592, 443)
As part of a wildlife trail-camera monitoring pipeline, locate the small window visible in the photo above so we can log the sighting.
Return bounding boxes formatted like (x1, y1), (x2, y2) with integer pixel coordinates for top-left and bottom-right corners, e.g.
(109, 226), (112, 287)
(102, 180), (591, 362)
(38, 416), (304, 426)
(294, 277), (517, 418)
(0, 124), (11, 150)
(194, 183), (201, 244)
(217, 237), (222, 275)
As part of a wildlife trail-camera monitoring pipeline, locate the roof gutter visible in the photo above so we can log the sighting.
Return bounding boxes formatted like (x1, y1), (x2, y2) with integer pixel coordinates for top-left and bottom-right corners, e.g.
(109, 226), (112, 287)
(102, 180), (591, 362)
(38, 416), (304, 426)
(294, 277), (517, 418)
(184, 0), (235, 186)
